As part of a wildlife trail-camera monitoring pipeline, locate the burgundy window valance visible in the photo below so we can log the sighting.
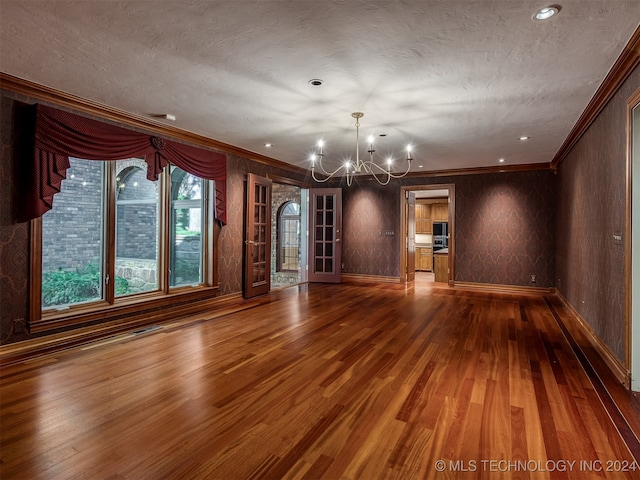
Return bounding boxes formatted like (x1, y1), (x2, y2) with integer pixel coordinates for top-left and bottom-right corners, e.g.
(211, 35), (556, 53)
(25, 104), (227, 224)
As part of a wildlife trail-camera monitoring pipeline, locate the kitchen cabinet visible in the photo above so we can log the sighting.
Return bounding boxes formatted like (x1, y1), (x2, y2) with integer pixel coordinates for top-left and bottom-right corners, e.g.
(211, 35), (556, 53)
(434, 252), (448, 283)
(432, 203), (448, 222)
(415, 247), (433, 271)
(415, 203), (432, 234)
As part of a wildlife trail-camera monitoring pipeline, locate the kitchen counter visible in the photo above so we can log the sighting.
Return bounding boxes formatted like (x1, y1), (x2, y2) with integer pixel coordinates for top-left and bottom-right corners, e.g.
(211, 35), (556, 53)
(434, 248), (448, 255)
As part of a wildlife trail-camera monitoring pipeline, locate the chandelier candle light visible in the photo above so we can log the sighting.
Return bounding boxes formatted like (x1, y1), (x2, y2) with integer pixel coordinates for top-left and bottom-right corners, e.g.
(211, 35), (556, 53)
(310, 112), (413, 186)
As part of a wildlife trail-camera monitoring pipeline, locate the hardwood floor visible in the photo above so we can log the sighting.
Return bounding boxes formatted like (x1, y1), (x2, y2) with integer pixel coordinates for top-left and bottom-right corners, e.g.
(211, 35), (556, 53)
(1, 281), (639, 479)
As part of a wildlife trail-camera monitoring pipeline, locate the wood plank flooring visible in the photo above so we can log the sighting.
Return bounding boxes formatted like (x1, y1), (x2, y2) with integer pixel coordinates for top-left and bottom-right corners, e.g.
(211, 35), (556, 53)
(1, 281), (639, 479)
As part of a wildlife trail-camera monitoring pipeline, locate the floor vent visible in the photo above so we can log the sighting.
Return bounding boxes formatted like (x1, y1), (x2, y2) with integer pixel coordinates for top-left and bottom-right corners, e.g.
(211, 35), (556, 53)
(132, 325), (162, 335)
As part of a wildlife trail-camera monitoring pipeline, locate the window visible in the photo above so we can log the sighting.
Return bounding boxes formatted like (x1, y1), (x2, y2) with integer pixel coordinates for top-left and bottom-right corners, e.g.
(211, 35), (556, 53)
(42, 158), (105, 307)
(116, 160), (160, 295)
(35, 157), (215, 327)
(277, 201), (300, 272)
(170, 166), (203, 287)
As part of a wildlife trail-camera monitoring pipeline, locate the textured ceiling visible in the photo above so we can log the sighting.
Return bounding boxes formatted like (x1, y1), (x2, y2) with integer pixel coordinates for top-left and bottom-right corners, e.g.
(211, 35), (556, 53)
(1, 1), (639, 174)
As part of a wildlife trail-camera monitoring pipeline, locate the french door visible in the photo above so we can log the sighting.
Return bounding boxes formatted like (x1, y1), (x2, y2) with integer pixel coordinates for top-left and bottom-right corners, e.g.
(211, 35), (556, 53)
(308, 188), (342, 283)
(244, 174), (272, 298)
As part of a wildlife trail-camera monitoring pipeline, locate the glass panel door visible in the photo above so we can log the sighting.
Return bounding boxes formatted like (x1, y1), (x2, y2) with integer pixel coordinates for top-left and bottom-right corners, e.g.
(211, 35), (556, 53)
(308, 188), (342, 283)
(244, 174), (272, 298)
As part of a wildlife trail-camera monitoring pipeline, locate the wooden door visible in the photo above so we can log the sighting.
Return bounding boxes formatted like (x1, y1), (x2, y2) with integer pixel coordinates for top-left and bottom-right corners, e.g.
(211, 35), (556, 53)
(244, 174), (272, 298)
(308, 188), (342, 283)
(407, 191), (416, 281)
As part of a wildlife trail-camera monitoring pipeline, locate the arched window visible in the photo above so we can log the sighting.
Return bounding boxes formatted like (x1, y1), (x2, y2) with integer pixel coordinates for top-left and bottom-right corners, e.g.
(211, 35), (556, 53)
(277, 201), (300, 272)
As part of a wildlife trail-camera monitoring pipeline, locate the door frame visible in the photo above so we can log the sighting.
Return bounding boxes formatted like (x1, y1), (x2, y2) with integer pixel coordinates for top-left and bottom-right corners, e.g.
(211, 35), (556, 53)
(407, 191), (416, 282)
(626, 87), (640, 391)
(400, 184), (455, 285)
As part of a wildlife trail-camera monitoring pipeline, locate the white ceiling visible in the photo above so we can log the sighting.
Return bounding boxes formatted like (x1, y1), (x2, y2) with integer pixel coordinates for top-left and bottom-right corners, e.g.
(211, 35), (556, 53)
(1, 1), (638, 174)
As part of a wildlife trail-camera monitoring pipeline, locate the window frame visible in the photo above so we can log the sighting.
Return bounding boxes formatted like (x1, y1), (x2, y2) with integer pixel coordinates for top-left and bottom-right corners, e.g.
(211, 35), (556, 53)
(29, 160), (219, 333)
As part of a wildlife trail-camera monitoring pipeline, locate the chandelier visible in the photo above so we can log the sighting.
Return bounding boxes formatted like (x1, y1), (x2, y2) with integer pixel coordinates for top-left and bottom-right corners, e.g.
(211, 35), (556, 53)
(310, 112), (413, 186)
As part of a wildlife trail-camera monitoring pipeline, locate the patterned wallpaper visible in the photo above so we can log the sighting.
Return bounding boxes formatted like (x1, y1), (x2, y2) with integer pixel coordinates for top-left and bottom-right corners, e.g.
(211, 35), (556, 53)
(0, 96), (31, 344)
(342, 182), (401, 277)
(341, 171), (557, 287)
(453, 171), (556, 287)
(556, 66), (639, 365)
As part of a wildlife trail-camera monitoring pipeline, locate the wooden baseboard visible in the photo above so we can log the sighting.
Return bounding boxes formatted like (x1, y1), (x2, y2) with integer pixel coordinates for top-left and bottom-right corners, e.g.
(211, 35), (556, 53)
(0, 292), (246, 367)
(452, 281), (555, 295)
(554, 292), (630, 388)
(342, 273), (401, 284)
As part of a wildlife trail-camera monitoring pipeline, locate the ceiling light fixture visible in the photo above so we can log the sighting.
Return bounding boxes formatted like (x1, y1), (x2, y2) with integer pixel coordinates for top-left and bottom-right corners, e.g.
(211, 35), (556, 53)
(310, 112), (412, 186)
(518, 136), (530, 141)
(533, 5), (560, 21)
(308, 79), (324, 87)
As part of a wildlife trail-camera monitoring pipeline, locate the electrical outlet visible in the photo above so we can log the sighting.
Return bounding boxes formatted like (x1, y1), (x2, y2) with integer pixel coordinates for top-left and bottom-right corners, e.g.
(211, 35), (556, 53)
(530, 274), (536, 284)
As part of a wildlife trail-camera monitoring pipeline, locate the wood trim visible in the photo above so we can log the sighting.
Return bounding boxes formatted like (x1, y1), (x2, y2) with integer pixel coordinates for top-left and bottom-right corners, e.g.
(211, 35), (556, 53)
(0, 72), (307, 176)
(447, 185), (455, 287)
(0, 292), (246, 367)
(452, 281), (554, 295)
(551, 25), (640, 169)
(28, 219), (42, 325)
(341, 273), (401, 284)
(554, 291), (630, 387)
(404, 162), (552, 177)
(399, 184), (455, 284)
(32, 286), (219, 333)
(267, 174), (311, 189)
(626, 87), (640, 378)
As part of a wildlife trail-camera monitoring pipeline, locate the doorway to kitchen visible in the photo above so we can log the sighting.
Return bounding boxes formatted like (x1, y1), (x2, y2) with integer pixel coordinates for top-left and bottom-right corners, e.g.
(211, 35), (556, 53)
(400, 184), (455, 286)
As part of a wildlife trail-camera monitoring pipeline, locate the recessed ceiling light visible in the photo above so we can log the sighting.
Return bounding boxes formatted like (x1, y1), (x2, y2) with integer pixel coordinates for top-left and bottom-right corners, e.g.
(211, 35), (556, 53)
(160, 113), (176, 121)
(533, 5), (560, 21)
(518, 136), (530, 141)
(308, 79), (324, 87)
(264, 143), (273, 148)
(499, 158), (505, 163)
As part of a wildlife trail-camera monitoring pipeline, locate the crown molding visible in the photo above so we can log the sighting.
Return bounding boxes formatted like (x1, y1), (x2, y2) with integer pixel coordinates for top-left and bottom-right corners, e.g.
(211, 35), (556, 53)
(551, 25), (640, 169)
(0, 72), (308, 176)
(402, 161), (552, 179)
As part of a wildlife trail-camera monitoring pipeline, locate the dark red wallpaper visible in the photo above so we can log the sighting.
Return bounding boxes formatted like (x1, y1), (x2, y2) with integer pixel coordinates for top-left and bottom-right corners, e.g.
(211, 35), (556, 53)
(556, 66), (639, 365)
(341, 170), (556, 287)
(0, 96), (31, 344)
(453, 171), (556, 287)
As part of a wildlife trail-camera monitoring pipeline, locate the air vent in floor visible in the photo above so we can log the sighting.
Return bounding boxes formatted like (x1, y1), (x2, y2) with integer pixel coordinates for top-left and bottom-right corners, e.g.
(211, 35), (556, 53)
(132, 325), (162, 335)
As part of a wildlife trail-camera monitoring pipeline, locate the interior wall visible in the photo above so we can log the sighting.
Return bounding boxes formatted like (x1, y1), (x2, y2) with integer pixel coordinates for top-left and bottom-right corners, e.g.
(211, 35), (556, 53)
(341, 170), (556, 287)
(0, 95), (30, 344)
(556, 65), (640, 366)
